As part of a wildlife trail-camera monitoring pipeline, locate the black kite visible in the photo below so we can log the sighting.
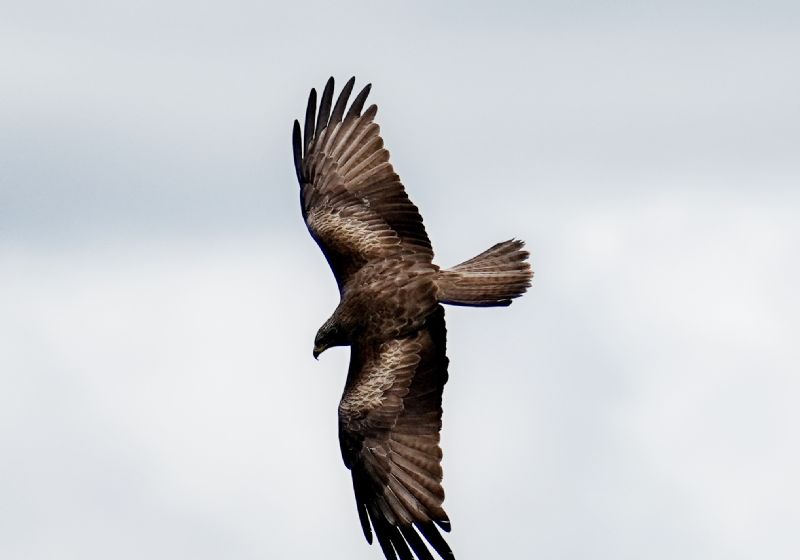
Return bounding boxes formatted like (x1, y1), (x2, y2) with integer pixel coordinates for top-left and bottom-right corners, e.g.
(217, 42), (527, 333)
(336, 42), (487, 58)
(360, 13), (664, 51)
(292, 77), (533, 560)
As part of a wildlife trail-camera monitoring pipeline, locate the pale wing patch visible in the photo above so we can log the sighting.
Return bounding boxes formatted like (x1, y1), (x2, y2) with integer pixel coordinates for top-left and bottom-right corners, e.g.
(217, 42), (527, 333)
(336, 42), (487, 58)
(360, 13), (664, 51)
(340, 338), (422, 425)
(306, 204), (400, 264)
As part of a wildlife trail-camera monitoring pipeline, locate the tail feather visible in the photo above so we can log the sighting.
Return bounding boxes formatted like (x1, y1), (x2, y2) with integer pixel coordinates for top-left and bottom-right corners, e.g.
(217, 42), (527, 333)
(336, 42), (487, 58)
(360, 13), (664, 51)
(436, 239), (533, 307)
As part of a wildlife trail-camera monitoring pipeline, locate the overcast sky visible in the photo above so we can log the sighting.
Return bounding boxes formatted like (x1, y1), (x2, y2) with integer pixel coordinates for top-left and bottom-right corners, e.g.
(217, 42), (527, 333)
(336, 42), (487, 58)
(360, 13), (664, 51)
(2, 2), (799, 559)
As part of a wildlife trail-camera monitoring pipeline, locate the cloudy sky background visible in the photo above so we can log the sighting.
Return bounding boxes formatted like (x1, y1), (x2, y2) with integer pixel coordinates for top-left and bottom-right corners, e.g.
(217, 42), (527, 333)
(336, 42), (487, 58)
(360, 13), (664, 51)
(2, 1), (799, 558)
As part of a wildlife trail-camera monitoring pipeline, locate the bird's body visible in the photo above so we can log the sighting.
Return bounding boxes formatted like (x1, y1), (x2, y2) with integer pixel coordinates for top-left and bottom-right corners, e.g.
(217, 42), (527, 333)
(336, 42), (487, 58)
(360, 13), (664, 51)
(328, 259), (439, 344)
(292, 77), (532, 560)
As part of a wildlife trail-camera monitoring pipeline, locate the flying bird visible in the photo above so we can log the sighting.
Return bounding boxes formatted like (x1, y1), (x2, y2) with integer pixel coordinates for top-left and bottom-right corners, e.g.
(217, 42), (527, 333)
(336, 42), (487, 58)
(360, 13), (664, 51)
(292, 77), (532, 560)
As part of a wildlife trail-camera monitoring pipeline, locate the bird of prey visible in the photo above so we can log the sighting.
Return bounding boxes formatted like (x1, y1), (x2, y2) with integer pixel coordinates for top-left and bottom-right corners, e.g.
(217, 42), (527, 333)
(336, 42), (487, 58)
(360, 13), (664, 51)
(292, 77), (532, 560)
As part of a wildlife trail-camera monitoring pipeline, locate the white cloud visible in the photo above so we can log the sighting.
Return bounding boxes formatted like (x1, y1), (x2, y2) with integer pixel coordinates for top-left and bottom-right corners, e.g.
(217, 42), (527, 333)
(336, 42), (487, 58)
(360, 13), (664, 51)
(2, 1), (799, 558)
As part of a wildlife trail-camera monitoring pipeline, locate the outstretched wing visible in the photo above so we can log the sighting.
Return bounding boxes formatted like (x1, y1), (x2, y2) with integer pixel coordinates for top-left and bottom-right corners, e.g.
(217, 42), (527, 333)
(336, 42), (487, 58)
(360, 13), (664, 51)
(338, 306), (454, 560)
(293, 77), (433, 290)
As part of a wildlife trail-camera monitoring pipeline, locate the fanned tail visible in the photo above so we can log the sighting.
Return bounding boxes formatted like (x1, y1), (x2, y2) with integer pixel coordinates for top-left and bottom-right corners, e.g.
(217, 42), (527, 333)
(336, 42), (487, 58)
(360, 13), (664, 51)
(436, 239), (532, 307)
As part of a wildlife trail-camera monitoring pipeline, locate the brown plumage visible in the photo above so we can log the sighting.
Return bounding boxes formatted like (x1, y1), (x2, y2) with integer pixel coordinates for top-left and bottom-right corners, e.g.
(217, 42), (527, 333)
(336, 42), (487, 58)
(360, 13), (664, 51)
(292, 77), (533, 560)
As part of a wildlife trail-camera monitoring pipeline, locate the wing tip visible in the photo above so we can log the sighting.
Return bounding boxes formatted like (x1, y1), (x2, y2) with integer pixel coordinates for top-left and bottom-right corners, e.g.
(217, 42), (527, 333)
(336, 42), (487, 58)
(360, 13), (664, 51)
(302, 76), (371, 158)
(315, 78), (335, 138)
(303, 87), (317, 157)
(347, 82), (373, 118)
(417, 521), (455, 559)
(292, 119), (303, 184)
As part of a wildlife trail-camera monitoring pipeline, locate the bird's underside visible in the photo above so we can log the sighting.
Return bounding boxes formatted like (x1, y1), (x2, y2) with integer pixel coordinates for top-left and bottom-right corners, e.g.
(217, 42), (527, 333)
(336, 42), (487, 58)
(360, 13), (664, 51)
(293, 77), (532, 560)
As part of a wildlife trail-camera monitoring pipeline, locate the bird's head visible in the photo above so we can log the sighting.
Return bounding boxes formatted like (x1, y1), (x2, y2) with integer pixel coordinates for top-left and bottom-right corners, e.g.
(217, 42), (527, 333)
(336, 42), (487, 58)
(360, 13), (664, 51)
(313, 320), (346, 359)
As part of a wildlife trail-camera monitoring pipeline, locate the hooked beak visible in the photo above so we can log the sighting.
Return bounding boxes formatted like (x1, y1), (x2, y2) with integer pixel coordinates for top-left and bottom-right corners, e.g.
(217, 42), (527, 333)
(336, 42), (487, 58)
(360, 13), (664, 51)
(313, 345), (324, 360)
